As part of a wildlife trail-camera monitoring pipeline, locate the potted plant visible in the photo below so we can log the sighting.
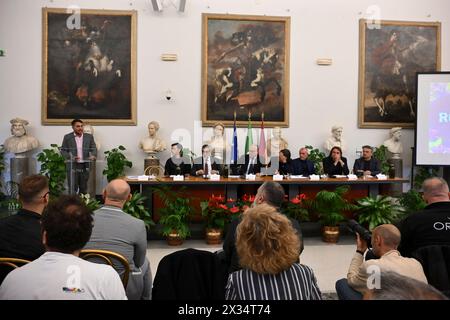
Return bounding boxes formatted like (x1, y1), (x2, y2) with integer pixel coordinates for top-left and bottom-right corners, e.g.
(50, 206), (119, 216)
(373, 145), (390, 175)
(123, 191), (155, 230)
(103, 145), (132, 182)
(281, 193), (310, 222)
(305, 145), (326, 175)
(200, 195), (240, 244)
(398, 189), (426, 215)
(79, 193), (101, 211)
(311, 185), (356, 243)
(153, 186), (191, 245)
(37, 144), (67, 198)
(356, 195), (405, 231)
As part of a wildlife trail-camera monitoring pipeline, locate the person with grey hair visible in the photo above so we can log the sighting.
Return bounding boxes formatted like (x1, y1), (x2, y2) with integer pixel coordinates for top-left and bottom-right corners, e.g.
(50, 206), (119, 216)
(398, 177), (450, 257)
(3, 118), (39, 154)
(383, 127), (403, 156)
(222, 181), (304, 274)
(84, 179), (152, 300)
(363, 271), (447, 300)
(138, 120), (166, 156)
(336, 224), (427, 300)
(324, 125), (346, 154)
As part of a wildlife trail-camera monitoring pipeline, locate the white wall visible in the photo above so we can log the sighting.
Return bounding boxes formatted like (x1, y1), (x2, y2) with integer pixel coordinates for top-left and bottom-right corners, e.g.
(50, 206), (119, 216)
(1, 0), (449, 193)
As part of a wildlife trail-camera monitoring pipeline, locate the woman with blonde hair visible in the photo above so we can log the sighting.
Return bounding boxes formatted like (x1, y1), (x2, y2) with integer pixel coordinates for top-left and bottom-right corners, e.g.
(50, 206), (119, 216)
(225, 204), (322, 300)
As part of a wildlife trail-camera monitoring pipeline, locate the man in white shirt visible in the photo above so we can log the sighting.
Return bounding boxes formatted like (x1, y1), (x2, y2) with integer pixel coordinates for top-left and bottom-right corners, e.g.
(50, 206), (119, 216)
(238, 144), (262, 175)
(0, 195), (126, 300)
(191, 144), (221, 177)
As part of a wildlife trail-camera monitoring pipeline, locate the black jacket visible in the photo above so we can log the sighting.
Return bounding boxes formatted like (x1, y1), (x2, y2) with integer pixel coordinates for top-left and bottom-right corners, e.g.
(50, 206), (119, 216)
(398, 201), (450, 257)
(353, 157), (381, 176)
(322, 156), (350, 176)
(0, 209), (45, 261)
(237, 155), (262, 175)
(191, 157), (222, 176)
(164, 157), (191, 176)
(291, 158), (316, 176)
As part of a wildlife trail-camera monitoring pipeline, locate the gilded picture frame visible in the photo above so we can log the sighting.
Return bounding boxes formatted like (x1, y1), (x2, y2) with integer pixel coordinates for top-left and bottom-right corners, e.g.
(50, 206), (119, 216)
(42, 8), (137, 125)
(201, 13), (290, 127)
(358, 19), (441, 129)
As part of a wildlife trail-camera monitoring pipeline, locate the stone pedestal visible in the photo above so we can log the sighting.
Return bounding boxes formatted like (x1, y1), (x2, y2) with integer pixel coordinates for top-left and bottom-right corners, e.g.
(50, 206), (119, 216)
(388, 157), (403, 196)
(10, 157), (29, 184)
(87, 161), (96, 198)
(144, 158), (161, 176)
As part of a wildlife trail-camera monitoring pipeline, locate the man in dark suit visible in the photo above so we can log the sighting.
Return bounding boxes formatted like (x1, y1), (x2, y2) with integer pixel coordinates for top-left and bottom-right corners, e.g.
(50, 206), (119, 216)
(237, 144), (262, 176)
(61, 119), (97, 194)
(0, 175), (48, 282)
(191, 144), (222, 177)
(292, 147), (316, 176)
(353, 145), (381, 177)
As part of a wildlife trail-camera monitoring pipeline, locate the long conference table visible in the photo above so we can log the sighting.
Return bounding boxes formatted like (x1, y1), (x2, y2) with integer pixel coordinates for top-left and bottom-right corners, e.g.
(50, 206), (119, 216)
(126, 176), (408, 219)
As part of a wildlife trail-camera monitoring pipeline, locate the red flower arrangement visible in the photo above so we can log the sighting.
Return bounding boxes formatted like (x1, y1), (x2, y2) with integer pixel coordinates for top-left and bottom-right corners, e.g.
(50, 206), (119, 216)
(281, 193), (310, 221)
(200, 194), (240, 229)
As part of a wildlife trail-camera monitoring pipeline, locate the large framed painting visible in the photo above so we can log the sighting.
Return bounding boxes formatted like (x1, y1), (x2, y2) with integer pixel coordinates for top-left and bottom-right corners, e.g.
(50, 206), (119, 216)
(358, 19), (441, 128)
(42, 8), (137, 125)
(202, 13), (290, 127)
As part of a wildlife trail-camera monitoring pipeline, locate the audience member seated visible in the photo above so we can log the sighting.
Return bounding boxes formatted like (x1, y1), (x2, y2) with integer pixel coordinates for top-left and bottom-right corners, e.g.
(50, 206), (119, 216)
(335, 224), (427, 300)
(191, 144), (222, 177)
(353, 145), (381, 177)
(225, 204), (322, 300)
(84, 179), (152, 300)
(363, 271), (447, 300)
(222, 181), (304, 274)
(276, 149), (293, 175)
(152, 248), (228, 300)
(237, 144), (262, 176)
(0, 175), (48, 261)
(322, 146), (349, 176)
(0, 195), (126, 300)
(398, 177), (450, 257)
(164, 143), (191, 176)
(292, 147), (316, 176)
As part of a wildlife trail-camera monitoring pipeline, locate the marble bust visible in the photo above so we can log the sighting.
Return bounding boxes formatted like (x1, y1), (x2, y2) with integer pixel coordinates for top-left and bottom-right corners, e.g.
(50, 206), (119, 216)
(3, 118), (39, 156)
(83, 123), (101, 150)
(324, 125), (346, 154)
(207, 122), (230, 160)
(138, 121), (166, 157)
(267, 127), (288, 157)
(383, 127), (403, 159)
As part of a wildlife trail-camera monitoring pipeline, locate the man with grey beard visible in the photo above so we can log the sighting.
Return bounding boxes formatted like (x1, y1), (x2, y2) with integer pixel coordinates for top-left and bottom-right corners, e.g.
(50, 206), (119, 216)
(3, 118), (39, 154)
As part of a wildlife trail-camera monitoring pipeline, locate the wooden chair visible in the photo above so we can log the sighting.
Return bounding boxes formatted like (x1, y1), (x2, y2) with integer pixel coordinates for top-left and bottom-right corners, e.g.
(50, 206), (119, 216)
(79, 249), (130, 289)
(0, 257), (31, 284)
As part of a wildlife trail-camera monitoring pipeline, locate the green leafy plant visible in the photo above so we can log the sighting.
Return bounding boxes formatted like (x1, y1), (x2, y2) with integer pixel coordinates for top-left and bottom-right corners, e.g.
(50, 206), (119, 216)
(305, 145), (326, 174)
(103, 145), (132, 182)
(200, 194), (239, 229)
(356, 195), (405, 231)
(373, 145), (390, 175)
(153, 186), (191, 239)
(311, 186), (356, 226)
(398, 189), (426, 215)
(413, 167), (440, 190)
(79, 193), (101, 211)
(37, 144), (66, 198)
(281, 193), (310, 222)
(123, 191), (155, 229)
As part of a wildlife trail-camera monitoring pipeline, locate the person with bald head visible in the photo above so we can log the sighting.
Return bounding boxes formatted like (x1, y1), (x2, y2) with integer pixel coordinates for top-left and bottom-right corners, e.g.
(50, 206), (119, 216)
(336, 224), (427, 300)
(84, 179), (152, 300)
(237, 144), (262, 176)
(398, 177), (450, 257)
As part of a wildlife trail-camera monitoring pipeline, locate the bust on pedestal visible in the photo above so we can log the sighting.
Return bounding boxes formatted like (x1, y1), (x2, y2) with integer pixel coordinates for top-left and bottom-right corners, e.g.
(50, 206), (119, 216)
(3, 118), (39, 183)
(267, 127), (288, 157)
(383, 127), (404, 196)
(324, 125), (346, 155)
(139, 121), (166, 176)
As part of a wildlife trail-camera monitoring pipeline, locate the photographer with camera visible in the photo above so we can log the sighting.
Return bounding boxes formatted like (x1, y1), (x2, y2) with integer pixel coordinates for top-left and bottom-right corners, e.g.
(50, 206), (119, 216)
(335, 224), (428, 300)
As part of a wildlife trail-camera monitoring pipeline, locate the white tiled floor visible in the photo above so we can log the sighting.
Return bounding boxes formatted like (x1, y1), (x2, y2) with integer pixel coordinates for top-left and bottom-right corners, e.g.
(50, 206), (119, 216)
(146, 236), (356, 293)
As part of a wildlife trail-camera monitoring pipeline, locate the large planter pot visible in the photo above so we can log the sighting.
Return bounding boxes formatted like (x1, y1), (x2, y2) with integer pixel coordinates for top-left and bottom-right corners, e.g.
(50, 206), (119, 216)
(322, 226), (340, 243)
(205, 228), (223, 245)
(166, 231), (184, 246)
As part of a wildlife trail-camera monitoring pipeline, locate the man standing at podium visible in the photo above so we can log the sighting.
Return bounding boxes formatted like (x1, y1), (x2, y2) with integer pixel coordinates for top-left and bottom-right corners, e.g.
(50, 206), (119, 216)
(61, 119), (97, 194)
